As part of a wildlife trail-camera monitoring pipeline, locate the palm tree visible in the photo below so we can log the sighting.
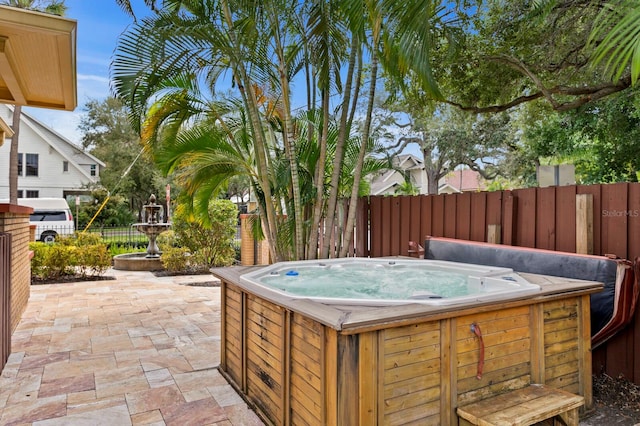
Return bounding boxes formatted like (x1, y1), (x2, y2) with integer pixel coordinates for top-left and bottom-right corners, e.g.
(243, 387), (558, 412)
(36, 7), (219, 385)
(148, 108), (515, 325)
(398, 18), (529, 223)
(111, 0), (446, 261)
(589, 0), (640, 86)
(0, 0), (67, 203)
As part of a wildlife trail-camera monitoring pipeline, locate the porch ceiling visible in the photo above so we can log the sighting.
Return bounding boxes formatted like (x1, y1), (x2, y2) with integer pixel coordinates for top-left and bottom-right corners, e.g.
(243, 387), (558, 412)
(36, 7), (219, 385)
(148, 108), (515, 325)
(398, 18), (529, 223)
(0, 5), (77, 111)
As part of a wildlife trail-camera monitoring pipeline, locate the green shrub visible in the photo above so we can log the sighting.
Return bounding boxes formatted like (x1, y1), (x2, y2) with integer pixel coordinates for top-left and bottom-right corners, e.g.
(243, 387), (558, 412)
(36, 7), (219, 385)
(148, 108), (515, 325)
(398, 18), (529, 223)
(76, 245), (112, 278)
(160, 246), (190, 273)
(171, 199), (238, 269)
(30, 235), (111, 281)
(157, 230), (178, 251)
(29, 243), (76, 280)
(108, 244), (146, 257)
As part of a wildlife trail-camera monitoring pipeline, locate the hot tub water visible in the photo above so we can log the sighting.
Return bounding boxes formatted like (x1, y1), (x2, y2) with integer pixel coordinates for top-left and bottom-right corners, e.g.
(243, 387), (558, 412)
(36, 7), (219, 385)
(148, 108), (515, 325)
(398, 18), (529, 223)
(240, 258), (540, 306)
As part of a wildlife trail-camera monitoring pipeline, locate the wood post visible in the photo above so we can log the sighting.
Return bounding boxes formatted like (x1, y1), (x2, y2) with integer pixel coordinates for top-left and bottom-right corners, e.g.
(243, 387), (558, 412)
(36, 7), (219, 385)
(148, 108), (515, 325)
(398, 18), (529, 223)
(487, 224), (501, 244)
(576, 194), (593, 255)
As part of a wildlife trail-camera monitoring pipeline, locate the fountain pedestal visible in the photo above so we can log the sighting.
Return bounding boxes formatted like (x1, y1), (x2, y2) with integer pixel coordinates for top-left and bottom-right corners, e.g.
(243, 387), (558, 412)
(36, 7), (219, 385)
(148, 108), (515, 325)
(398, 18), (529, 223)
(113, 194), (171, 271)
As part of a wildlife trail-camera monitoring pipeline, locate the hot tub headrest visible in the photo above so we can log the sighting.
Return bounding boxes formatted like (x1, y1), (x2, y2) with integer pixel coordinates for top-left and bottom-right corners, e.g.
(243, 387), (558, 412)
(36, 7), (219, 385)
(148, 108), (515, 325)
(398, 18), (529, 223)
(424, 237), (618, 285)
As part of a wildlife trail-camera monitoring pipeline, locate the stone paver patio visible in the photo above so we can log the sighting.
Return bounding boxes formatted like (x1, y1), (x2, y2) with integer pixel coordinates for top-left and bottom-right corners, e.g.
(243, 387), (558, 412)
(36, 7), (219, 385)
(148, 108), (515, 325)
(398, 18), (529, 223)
(0, 269), (264, 426)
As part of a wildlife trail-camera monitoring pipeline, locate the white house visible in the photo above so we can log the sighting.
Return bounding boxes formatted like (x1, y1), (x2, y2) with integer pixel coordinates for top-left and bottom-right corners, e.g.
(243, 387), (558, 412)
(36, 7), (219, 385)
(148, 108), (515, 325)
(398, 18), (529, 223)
(369, 154), (429, 195)
(0, 104), (104, 199)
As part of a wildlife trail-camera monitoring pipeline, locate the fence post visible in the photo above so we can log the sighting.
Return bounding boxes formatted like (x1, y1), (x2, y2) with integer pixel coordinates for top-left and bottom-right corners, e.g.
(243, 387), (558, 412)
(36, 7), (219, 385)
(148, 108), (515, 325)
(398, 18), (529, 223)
(487, 224), (501, 244)
(240, 214), (255, 266)
(576, 194), (594, 255)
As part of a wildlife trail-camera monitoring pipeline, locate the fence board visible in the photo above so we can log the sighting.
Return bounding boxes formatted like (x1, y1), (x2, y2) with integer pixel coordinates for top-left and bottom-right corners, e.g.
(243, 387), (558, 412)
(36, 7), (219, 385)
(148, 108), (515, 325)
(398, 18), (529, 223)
(486, 191), (503, 228)
(513, 188), (536, 248)
(409, 196), (422, 251)
(601, 183), (628, 258)
(555, 186), (577, 253)
(370, 196), (383, 258)
(629, 185), (640, 262)
(356, 197), (369, 257)
(444, 194), (457, 238)
(456, 192), (471, 240)
(502, 191), (515, 245)
(390, 197), (401, 256)
(399, 197), (411, 257)
(381, 197), (392, 257)
(420, 195), (432, 244)
(469, 192), (487, 242)
(536, 187), (556, 250)
(431, 195), (444, 237)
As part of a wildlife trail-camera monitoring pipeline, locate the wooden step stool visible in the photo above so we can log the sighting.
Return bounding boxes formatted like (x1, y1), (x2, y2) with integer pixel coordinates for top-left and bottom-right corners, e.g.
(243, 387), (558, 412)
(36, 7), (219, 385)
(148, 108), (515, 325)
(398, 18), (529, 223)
(457, 384), (584, 426)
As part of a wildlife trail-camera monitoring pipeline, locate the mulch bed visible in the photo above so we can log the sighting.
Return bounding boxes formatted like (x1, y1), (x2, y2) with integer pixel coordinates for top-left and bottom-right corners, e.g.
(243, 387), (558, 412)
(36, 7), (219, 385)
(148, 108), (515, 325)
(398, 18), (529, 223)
(31, 275), (116, 285)
(583, 373), (640, 424)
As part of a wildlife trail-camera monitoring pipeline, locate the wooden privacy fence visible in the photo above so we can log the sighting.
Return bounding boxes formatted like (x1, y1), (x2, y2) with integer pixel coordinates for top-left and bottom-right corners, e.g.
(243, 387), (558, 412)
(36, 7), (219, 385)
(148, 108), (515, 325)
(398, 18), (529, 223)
(358, 182), (640, 262)
(0, 232), (11, 373)
(355, 182), (640, 383)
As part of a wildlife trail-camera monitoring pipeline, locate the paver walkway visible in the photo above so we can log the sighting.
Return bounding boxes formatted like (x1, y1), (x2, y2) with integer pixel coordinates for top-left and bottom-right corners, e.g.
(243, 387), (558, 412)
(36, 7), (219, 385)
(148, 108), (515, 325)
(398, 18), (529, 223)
(0, 269), (264, 426)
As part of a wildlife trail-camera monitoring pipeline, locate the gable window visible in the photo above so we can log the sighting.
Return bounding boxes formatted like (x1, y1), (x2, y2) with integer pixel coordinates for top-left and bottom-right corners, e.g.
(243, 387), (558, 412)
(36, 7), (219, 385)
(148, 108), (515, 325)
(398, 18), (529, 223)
(63, 161), (69, 172)
(25, 190), (39, 198)
(17, 153), (23, 176)
(25, 153), (39, 176)
(90, 164), (96, 177)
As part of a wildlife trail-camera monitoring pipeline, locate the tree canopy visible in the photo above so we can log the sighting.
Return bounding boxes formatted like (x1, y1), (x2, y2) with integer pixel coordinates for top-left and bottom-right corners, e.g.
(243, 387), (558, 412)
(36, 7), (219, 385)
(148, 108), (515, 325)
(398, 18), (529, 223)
(79, 97), (166, 216)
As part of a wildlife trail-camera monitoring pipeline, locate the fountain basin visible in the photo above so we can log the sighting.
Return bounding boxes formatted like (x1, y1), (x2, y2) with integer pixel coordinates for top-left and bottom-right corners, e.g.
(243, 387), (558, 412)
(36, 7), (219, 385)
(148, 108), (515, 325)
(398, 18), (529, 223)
(113, 252), (164, 271)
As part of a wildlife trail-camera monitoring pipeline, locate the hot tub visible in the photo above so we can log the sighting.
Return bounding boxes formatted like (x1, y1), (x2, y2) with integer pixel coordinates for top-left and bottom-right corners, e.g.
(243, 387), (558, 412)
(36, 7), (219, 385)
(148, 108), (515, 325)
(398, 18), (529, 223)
(240, 258), (540, 306)
(213, 258), (602, 425)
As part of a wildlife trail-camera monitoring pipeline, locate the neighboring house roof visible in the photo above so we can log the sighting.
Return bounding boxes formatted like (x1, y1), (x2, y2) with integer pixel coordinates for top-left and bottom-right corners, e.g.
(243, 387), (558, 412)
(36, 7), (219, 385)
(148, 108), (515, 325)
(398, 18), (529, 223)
(440, 169), (486, 193)
(0, 104), (104, 198)
(369, 154), (424, 195)
(2, 104), (104, 183)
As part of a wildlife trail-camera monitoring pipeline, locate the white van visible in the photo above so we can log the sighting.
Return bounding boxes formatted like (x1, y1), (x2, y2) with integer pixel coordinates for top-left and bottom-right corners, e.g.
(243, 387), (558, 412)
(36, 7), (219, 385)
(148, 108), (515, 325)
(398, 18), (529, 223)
(17, 198), (75, 242)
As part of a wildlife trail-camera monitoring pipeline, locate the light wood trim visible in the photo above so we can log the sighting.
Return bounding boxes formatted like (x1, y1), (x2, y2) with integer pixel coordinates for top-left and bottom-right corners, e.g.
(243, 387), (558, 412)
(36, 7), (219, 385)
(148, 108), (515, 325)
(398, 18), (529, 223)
(487, 224), (501, 244)
(441, 318), (455, 425)
(282, 309), (291, 425)
(0, 37), (26, 105)
(220, 281), (227, 369)
(324, 328), (338, 426)
(530, 304), (545, 383)
(241, 290), (247, 393)
(358, 331), (377, 425)
(56, 34), (76, 110)
(576, 194), (594, 255)
(579, 294), (593, 410)
(337, 334), (358, 425)
(377, 331), (385, 425)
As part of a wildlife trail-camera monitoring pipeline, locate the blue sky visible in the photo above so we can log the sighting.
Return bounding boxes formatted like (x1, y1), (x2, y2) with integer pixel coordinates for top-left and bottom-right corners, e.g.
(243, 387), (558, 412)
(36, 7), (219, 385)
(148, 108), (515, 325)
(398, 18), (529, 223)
(25, 0), (151, 142)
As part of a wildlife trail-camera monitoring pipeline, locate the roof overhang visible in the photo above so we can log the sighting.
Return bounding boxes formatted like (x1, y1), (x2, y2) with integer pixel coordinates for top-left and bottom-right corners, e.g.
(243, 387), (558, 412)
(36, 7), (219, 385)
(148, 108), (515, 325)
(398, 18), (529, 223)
(0, 5), (77, 111)
(0, 116), (13, 146)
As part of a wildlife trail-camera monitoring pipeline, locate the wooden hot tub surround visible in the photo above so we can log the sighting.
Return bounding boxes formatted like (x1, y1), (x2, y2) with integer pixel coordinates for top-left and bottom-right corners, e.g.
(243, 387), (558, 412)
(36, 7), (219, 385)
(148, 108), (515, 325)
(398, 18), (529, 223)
(212, 265), (601, 426)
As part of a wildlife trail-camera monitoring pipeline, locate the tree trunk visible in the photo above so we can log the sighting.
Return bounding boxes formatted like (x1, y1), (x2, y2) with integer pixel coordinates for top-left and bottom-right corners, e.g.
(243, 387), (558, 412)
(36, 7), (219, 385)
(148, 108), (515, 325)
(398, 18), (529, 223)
(341, 31), (380, 258)
(321, 36), (359, 259)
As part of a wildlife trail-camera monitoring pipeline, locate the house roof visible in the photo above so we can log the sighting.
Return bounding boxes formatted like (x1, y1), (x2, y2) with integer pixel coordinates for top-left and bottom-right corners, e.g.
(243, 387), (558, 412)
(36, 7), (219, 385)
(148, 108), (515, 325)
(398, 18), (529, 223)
(441, 169), (485, 192)
(1, 104), (104, 182)
(0, 5), (77, 111)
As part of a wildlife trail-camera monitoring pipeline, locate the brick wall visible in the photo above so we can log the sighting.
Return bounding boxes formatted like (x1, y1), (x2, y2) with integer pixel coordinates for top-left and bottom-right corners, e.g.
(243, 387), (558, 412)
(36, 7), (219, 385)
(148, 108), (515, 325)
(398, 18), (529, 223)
(0, 203), (32, 332)
(239, 214), (271, 266)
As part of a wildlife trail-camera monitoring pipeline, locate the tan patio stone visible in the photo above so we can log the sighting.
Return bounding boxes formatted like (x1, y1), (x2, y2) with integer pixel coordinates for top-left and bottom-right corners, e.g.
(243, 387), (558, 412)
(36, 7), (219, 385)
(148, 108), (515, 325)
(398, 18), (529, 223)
(125, 384), (185, 415)
(161, 397), (226, 426)
(1, 270), (265, 425)
(130, 408), (164, 425)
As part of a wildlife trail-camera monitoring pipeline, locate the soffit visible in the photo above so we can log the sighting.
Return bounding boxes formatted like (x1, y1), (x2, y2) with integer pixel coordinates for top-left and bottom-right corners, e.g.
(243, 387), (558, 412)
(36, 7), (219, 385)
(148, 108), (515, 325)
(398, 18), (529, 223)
(0, 5), (77, 111)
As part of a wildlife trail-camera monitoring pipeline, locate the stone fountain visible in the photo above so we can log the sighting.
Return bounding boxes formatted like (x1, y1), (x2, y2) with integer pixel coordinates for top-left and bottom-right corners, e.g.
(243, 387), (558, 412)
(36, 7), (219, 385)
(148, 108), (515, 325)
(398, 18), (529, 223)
(113, 194), (171, 271)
